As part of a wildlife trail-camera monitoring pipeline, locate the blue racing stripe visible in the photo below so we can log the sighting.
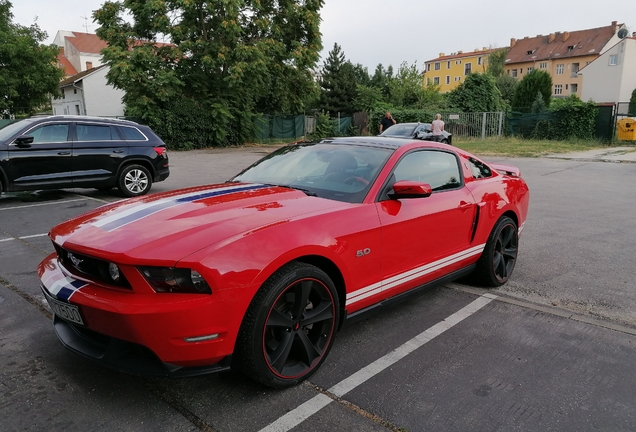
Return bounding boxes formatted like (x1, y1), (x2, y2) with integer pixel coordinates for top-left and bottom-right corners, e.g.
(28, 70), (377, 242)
(56, 287), (76, 302)
(100, 184), (269, 232)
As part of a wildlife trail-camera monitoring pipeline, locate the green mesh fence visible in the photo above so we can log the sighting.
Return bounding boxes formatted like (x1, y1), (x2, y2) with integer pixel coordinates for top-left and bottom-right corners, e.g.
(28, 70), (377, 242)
(255, 115), (305, 141)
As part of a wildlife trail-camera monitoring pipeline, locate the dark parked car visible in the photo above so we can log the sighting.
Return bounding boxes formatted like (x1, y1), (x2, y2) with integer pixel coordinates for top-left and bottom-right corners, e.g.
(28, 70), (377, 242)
(380, 122), (453, 145)
(0, 116), (169, 197)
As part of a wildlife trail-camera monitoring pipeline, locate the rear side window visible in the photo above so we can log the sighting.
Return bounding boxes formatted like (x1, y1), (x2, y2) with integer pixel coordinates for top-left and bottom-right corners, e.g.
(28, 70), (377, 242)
(468, 157), (492, 179)
(119, 126), (146, 141)
(29, 124), (70, 143)
(77, 124), (113, 141)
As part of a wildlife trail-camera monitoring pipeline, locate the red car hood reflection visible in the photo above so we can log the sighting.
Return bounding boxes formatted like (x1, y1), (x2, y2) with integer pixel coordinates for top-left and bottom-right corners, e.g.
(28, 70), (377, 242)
(50, 183), (348, 263)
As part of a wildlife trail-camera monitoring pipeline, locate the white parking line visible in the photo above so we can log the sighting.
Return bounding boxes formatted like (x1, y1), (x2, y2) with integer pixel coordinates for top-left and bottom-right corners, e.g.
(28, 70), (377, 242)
(0, 233), (49, 242)
(259, 294), (497, 432)
(0, 198), (87, 211)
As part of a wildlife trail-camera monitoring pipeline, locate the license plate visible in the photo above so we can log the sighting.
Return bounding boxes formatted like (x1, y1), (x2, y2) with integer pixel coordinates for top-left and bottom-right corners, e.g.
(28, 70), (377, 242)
(41, 287), (84, 325)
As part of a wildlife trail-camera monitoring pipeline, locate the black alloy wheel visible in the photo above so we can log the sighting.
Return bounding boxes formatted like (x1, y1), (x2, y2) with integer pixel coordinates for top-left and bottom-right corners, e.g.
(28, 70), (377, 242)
(472, 216), (518, 287)
(235, 262), (339, 388)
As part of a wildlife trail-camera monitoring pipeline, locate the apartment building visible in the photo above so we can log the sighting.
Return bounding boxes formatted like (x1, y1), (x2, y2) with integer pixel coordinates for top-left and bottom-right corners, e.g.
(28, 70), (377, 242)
(423, 48), (499, 93)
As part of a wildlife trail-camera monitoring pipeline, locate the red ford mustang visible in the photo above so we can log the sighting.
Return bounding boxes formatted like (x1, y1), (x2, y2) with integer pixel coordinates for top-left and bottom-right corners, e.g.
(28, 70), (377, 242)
(38, 137), (529, 388)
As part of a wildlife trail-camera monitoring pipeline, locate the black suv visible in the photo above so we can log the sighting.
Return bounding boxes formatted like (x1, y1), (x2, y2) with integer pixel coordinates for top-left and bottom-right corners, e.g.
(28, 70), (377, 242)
(0, 116), (169, 197)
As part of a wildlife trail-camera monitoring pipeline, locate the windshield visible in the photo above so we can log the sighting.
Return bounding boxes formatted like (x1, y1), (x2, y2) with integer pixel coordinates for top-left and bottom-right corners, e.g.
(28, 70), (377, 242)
(0, 119), (33, 143)
(380, 124), (417, 137)
(232, 143), (392, 204)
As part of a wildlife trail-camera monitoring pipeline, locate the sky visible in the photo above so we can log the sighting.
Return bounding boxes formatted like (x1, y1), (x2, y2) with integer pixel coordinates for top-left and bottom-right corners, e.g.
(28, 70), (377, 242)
(10, 0), (636, 73)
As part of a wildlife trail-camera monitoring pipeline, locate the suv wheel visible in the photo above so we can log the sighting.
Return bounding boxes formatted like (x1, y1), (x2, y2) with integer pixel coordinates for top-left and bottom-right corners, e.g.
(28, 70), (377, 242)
(118, 164), (152, 197)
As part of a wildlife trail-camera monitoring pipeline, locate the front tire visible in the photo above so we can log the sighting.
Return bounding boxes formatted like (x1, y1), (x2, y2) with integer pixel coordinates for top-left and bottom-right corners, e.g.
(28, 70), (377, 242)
(471, 216), (518, 287)
(235, 262), (339, 388)
(117, 164), (152, 197)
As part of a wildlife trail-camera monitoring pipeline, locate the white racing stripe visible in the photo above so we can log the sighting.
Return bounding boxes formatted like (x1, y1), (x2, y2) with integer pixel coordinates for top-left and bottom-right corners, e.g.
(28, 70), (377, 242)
(259, 294), (496, 432)
(346, 244), (485, 306)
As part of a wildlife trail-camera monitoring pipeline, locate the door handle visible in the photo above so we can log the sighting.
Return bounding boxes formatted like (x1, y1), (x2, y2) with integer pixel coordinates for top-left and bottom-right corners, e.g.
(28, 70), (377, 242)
(458, 202), (473, 211)
(57, 151), (71, 155)
(113, 150), (124, 154)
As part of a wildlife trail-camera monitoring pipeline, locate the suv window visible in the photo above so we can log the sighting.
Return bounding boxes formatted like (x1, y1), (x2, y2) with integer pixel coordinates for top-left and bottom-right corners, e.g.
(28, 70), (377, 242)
(29, 124), (70, 143)
(77, 124), (113, 141)
(393, 150), (462, 191)
(119, 126), (146, 141)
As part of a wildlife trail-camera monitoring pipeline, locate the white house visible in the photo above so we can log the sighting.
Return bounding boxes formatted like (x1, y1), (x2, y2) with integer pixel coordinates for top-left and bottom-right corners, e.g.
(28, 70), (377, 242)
(51, 65), (125, 117)
(579, 36), (636, 104)
(53, 31), (107, 74)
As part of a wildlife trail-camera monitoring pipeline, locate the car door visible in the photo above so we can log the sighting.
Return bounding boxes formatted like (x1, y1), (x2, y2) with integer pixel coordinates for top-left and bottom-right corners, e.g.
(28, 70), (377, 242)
(72, 122), (128, 187)
(6, 122), (74, 190)
(376, 149), (477, 298)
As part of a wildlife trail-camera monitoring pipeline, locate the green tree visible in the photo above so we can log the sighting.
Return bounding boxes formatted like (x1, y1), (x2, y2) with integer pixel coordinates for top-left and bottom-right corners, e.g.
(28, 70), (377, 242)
(530, 91), (547, 113)
(495, 74), (518, 107)
(629, 88), (636, 115)
(352, 63), (371, 87)
(0, 0), (63, 115)
(512, 69), (552, 111)
(487, 48), (508, 77)
(388, 61), (426, 108)
(447, 73), (504, 112)
(369, 63), (393, 99)
(94, 0), (324, 148)
(317, 43), (357, 116)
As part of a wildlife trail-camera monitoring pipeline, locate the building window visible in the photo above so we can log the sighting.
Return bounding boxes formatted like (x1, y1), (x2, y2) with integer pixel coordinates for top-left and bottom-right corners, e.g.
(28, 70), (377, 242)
(540, 62), (547, 69)
(570, 83), (578, 94)
(478, 56), (482, 65)
(427, 64), (431, 72)
(527, 67), (534, 73)
(446, 75), (450, 85)
(435, 62), (440, 70)
(571, 63), (579, 78)
(75, 105), (81, 115)
(433, 77), (440, 85)
(455, 60), (462, 65)
(609, 54), (618, 66)
(520, 68), (523, 74)
(556, 64), (564, 74)
(511, 69), (518, 78)
(73, 88), (77, 94)
(464, 63), (472, 75)
(554, 84), (563, 95)
(447, 61), (451, 69)
(86, 61), (93, 69)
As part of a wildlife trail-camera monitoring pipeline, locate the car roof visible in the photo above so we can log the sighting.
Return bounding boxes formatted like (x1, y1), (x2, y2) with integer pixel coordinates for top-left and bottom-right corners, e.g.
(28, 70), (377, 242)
(321, 136), (447, 150)
(28, 115), (140, 126)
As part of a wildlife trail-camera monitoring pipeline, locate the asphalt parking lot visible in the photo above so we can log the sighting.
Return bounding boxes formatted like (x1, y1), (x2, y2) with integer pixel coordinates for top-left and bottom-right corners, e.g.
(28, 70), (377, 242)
(2, 146), (636, 431)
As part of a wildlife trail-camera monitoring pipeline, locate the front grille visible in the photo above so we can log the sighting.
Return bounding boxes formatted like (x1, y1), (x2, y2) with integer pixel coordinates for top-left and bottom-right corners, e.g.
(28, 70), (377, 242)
(55, 244), (131, 289)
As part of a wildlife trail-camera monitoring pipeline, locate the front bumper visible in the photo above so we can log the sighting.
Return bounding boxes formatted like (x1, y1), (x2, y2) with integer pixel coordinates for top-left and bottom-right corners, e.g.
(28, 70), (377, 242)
(38, 253), (238, 376)
(53, 316), (231, 377)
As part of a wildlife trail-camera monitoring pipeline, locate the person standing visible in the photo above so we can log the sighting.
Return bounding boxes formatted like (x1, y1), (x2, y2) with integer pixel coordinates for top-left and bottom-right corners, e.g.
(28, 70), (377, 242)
(379, 111), (396, 133)
(431, 113), (445, 142)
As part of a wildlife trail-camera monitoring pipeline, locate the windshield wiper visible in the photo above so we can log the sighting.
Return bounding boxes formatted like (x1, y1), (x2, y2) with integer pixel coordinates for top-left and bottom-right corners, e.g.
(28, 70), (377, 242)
(280, 185), (318, 197)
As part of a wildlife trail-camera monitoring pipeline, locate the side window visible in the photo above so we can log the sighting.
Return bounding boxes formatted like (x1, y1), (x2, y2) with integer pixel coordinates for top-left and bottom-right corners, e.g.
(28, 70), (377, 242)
(393, 150), (462, 191)
(118, 126), (146, 141)
(76, 124), (113, 141)
(28, 124), (70, 143)
(468, 157), (492, 179)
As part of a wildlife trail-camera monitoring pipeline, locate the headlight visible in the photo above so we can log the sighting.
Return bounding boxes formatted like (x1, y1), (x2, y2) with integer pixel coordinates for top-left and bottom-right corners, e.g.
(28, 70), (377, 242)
(138, 266), (212, 294)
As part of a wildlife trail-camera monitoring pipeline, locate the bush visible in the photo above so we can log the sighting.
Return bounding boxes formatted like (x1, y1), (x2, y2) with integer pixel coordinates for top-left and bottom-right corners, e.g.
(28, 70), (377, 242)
(547, 95), (597, 140)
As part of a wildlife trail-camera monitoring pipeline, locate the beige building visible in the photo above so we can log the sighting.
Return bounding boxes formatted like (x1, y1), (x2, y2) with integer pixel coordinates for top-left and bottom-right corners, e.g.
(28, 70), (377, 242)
(424, 48), (500, 93)
(505, 21), (626, 97)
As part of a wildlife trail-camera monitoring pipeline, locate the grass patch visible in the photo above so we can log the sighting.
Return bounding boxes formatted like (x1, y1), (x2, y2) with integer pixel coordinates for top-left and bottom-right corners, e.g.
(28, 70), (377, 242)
(453, 136), (612, 157)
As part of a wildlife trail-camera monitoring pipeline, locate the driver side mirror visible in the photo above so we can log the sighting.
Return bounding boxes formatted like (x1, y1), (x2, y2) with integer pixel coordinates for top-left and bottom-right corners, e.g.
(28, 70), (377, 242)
(14, 135), (34, 147)
(389, 180), (432, 199)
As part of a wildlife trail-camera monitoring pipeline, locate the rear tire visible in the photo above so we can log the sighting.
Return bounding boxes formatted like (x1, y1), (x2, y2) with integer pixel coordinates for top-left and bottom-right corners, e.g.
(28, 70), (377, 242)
(471, 216), (518, 287)
(117, 164), (152, 197)
(235, 262), (339, 388)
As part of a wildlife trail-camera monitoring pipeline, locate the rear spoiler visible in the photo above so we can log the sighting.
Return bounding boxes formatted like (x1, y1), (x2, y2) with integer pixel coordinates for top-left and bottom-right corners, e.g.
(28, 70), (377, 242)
(490, 163), (521, 177)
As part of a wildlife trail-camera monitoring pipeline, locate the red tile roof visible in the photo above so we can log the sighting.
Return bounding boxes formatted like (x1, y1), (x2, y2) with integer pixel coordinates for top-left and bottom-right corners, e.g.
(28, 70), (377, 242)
(66, 31), (108, 54)
(427, 48), (501, 63)
(57, 48), (78, 76)
(506, 22), (622, 64)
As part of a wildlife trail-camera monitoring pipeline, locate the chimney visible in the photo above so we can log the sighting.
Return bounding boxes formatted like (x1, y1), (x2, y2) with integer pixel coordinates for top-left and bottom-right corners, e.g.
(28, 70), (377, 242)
(548, 33), (556, 43)
(563, 31), (570, 42)
(439, 52), (445, 57)
(457, 50), (463, 54)
(510, 38), (517, 47)
(612, 21), (618, 33)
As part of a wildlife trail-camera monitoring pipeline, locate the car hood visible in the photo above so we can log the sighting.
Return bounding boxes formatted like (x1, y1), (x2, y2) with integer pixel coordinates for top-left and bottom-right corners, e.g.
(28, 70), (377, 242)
(50, 183), (350, 264)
